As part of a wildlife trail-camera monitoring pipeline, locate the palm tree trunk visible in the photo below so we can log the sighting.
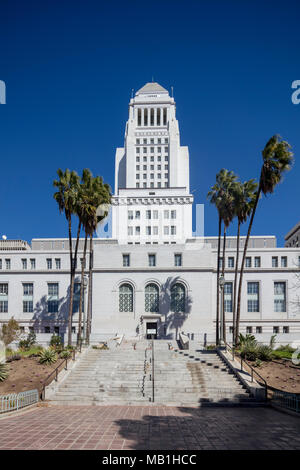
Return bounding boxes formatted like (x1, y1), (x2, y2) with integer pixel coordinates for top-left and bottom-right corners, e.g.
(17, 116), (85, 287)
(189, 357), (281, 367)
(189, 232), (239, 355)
(77, 232), (88, 346)
(232, 220), (240, 346)
(67, 216), (73, 346)
(235, 185), (261, 344)
(86, 234), (94, 345)
(221, 225), (227, 343)
(216, 215), (222, 345)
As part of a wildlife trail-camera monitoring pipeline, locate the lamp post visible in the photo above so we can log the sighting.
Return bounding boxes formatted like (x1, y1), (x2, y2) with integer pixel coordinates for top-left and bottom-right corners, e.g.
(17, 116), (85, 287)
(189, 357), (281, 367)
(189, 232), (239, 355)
(82, 275), (88, 344)
(219, 274), (225, 344)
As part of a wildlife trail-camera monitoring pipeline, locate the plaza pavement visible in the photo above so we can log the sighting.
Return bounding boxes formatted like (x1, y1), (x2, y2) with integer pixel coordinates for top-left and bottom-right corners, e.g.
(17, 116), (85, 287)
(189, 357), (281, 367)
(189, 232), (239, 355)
(0, 404), (300, 450)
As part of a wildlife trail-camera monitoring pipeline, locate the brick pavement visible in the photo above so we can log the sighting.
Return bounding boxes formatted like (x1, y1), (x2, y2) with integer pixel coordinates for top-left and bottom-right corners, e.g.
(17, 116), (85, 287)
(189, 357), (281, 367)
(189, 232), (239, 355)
(0, 405), (300, 450)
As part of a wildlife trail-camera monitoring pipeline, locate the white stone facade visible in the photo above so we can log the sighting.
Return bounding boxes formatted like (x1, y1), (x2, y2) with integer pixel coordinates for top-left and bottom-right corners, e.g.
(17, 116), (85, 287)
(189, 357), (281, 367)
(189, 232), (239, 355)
(0, 82), (300, 346)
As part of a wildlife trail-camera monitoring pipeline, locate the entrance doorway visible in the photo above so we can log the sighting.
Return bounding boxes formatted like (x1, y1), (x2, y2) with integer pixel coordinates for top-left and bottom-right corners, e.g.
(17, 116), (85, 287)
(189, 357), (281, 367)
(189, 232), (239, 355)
(146, 322), (157, 339)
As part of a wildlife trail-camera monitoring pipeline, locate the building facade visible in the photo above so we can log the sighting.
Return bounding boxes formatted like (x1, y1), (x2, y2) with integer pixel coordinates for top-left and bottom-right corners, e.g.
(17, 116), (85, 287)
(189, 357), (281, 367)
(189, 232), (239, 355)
(0, 82), (300, 346)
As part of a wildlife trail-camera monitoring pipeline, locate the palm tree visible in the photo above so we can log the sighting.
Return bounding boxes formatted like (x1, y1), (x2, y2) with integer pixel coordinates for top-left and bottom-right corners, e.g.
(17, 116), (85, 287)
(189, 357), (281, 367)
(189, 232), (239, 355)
(85, 176), (111, 344)
(232, 179), (257, 345)
(207, 169), (237, 344)
(53, 169), (81, 346)
(76, 168), (93, 346)
(235, 135), (293, 344)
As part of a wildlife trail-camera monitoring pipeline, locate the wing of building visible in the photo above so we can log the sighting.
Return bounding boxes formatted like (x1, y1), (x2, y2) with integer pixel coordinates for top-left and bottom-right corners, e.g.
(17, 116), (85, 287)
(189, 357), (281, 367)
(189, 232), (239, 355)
(1, 82), (300, 346)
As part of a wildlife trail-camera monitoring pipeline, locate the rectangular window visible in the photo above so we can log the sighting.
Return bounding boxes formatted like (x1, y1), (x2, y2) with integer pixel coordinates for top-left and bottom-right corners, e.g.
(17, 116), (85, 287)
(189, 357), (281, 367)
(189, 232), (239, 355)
(123, 254), (130, 267)
(135, 211), (140, 219)
(23, 283), (33, 296)
(219, 257), (223, 269)
(153, 226), (158, 235)
(72, 282), (83, 313)
(5, 259), (10, 270)
(164, 226), (169, 235)
(224, 282), (233, 312)
(146, 210), (151, 219)
(283, 326), (289, 334)
(247, 282), (259, 312)
(128, 226), (133, 236)
(135, 226), (140, 236)
(44, 326), (51, 334)
(246, 326), (253, 334)
(164, 210), (169, 219)
(174, 254), (182, 267)
(22, 259), (27, 270)
(136, 183), (140, 188)
(23, 300), (33, 313)
(48, 282), (59, 313)
(245, 257), (252, 268)
(171, 226), (176, 235)
(55, 258), (61, 269)
(47, 258), (52, 270)
(228, 257), (234, 268)
(256, 326), (262, 334)
(128, 210), (133, 220)
(0, 283), (8, 313)
(171, 210), (176, 219)
(272, 256), (278, 268)
(54, 326), (59, 334)
(146, 226), (151, 235)
(153, 210), (158, 219)
(274, 282), (286, 312)
(148, 254), (156, 267)
(273, 326), (280, 334)
(254, 256), (261, 268)
(281, 256), (287, 267)
(30, 259), (36, 269)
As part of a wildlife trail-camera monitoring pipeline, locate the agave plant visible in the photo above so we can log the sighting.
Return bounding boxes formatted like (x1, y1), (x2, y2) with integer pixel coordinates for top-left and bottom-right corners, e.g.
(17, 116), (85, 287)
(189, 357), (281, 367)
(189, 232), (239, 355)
(257, 345), (273, 361)
(0, 362), (9, 382)
(59, 350), (72, 359)
(38, 348), (58, 365)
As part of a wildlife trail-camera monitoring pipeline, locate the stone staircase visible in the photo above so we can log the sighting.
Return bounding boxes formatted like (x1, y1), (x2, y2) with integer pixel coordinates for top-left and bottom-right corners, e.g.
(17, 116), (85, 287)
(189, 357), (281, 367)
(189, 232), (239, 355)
(49, 339), (261, 406)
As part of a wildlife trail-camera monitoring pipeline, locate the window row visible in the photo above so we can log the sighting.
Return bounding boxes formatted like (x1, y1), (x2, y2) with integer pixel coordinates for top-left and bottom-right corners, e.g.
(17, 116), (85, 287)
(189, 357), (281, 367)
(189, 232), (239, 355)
(0, 282), (83, 314)
(128, 210), (177, 220)
(119, 282), (186, 313)
(220, 255), (290, 269)
(229, 325), (290, 334)
(136, 182), (169, 188)
(122, 253), (182, 267)
(137, 108), (168, 127)
(136, 173), (169, 180)
(136, 138), (168, 145)
(127, 226), (177, 236)
(0, 257), (89, 271)
(224, 281), (287, 313)
(136, 146), (169, 154)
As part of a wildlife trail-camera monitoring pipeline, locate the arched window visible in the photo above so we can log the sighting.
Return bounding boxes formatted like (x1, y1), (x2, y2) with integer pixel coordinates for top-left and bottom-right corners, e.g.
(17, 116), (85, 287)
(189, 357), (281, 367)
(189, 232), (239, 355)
(171, 283), (186, 313)
(119, 283), (133, 312)
(145, 283), (159, 312)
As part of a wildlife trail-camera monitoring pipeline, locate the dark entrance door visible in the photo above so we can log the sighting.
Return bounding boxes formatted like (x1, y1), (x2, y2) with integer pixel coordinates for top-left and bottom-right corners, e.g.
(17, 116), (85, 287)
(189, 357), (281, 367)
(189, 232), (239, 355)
(146, 322), (157, 339)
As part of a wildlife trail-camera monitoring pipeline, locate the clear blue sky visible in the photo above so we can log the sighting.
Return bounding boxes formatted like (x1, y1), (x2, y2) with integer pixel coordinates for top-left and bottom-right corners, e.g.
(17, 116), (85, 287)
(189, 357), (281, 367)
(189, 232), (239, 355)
(0, 0), (299, 246)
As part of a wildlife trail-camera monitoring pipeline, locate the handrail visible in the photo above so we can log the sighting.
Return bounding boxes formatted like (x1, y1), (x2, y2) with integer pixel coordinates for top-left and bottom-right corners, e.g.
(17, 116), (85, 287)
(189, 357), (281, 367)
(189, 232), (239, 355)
(151, 336), (155, 402)
(41, 342), (82, 400)
(224, 342), (268, 401)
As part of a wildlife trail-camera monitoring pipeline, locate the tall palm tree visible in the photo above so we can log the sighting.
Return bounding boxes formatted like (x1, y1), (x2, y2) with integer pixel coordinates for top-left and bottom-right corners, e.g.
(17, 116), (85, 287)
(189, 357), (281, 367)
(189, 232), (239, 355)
(235, 135), (293, 343)
(85, 176), (111, 344)
(53, 169), (81, 346)
(76, 168), (93, 346)
(207, 169), (237, 344)
(232, 179), (257, 345)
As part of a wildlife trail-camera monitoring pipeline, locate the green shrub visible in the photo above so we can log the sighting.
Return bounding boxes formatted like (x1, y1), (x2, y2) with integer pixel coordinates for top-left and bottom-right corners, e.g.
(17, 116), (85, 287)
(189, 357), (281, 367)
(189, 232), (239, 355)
(49, 334), (63, 349)
(0, 363), (9, 381)
(59, 350), (72, 359)
(206, 344), (216, 350)
(38, 348), (58, 365)
(276, 344), (296, 353)
(257, 345), (273, 361)
(254, 359), (262, 368)
(240, 344), (258, 361)
(19, 331), (37, 351)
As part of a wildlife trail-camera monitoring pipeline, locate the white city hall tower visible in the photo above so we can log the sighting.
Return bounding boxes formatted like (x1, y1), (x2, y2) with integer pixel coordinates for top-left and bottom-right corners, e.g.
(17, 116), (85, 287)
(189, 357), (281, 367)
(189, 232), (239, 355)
(112, 82), (193, 244)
